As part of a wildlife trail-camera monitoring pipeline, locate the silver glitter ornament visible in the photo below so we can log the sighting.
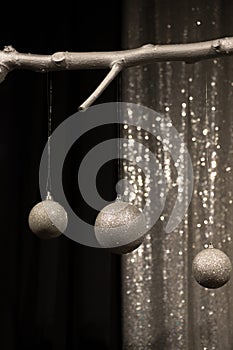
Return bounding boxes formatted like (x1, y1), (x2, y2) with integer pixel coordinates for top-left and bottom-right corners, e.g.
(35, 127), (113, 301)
(192, 243), (232, 289)
(94, 199), (147, 254)
(28, 196), (68, 239)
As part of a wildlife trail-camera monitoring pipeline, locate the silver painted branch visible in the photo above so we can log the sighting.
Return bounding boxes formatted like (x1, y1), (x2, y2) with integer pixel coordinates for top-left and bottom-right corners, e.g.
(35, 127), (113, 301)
(79, 61), (123, 110)
(1, 37), (233, 104)
(1, 37), (233, 79)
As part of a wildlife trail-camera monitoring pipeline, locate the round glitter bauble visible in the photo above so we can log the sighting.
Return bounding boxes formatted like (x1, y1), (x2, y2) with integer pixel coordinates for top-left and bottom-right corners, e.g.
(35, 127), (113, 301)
(192, 244), (232, 289)
(94, 200), (147, 254)
(28, 199), (68, 239)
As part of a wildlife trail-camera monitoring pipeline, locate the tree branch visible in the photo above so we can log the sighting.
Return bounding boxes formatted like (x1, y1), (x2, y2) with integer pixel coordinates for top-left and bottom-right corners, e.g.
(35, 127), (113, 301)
(79, 60), (123, 110)
(1, 37), (233, 106)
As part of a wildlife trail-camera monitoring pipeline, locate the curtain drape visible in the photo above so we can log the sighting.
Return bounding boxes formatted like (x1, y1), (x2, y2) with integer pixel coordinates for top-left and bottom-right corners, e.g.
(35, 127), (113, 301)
(121, 1), (233, 349)
(0, 2), (122, 349)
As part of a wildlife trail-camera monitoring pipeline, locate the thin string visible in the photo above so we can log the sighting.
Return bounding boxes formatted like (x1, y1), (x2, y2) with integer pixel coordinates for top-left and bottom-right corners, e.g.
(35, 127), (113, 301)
(46, 73), (52, 199)
(205, 74), (214, 247)
(116, 73), (122, 200)
(205, 77), (210, 169)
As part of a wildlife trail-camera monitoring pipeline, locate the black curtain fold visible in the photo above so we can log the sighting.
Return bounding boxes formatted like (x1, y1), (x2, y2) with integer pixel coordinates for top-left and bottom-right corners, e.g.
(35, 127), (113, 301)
(0, 1), (122, 349)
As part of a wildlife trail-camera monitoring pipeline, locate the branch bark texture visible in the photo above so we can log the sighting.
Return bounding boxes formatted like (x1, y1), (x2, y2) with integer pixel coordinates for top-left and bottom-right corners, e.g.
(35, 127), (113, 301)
(1, 37), (233, 82)
(1, 37), (233, 106)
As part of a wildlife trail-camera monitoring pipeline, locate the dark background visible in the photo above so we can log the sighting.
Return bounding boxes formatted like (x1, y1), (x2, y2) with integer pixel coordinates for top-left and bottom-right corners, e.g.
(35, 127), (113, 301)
(0, 1), (122, 349)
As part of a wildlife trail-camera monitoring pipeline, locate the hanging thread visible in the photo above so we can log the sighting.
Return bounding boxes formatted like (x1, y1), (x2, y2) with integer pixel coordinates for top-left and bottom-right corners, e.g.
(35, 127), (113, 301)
(205, 74), (215, 242)
(46, 73), (53, 200)
(116, 73), (122, 200)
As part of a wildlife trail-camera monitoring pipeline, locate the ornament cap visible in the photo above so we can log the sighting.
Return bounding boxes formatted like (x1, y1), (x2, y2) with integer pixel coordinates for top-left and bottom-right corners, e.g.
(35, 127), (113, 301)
(116, 193), (122, 202)
(204, 242), (214, 249)
(46, 191), (53, 201)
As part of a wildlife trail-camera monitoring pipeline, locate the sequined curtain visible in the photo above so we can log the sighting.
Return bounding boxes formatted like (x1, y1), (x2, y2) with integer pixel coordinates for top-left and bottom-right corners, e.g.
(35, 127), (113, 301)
(121, 1), (233, 349)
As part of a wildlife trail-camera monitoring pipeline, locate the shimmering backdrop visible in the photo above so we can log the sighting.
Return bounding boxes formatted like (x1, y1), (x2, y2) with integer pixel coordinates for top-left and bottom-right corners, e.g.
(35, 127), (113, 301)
(121, 1), (233, 349)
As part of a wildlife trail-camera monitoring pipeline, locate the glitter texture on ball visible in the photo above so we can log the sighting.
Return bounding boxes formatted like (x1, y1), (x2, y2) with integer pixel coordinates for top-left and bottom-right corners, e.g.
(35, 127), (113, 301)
(28, 200), (68, 239)
(94, 200), (147, 254)
(192, 244), (232, 289)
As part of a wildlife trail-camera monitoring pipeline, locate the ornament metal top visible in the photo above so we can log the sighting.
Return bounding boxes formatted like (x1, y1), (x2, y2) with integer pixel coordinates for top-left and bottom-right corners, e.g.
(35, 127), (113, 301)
(94, 198), (147, 254)
(192, 243), (232, 289)
(28, 192), (68, 239)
